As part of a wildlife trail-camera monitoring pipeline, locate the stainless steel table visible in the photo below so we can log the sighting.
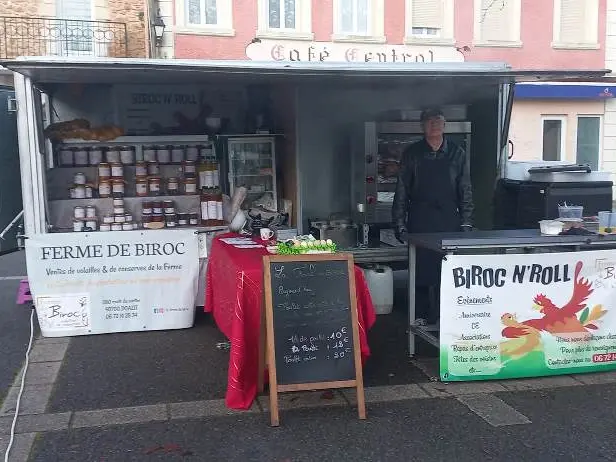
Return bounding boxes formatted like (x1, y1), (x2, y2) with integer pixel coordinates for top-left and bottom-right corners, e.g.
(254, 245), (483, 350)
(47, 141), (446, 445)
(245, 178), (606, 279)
(407, 229), (616, 356)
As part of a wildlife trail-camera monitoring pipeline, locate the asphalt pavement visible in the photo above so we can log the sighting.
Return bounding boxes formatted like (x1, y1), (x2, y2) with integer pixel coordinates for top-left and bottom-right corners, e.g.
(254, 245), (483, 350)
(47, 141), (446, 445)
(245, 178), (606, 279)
(27, 383), (616, 462)
(0, 251), (32, 403)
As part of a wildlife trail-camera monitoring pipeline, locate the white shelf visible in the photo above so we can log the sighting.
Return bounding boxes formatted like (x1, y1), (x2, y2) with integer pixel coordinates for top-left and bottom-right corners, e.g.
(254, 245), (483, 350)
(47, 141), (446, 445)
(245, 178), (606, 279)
(58, 135), (211, 145)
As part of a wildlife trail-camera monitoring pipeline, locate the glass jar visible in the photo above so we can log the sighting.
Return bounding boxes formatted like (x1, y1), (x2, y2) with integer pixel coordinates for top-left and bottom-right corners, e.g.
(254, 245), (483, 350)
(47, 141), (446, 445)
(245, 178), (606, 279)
(142, 215), (152, 225)
(113, 198), (124, 207)
(165, 213), (177, 227)
(147, 162), (159, 176)
(112, 179), (125, 196)
(98, 162), (111, 179)
(73, 219), (84, 232)
(113, 204), (125, 215)
(144, 146), (157, 162)
(110, 162), (123, 178)
(85, 186), (93, 198)
(171, 146), (184, 164)
(73, 185), (86, 199)
(59, 148), (74, 166)
(114, 214), (126, 223)
(185, 146), (199, 162)
(125, 214), (133, 223)
(148, 177), (162, 196)
(84, 219), (97, 231)
(163, 200), (175, 214)
(184, 177), (197, 195)
(122, 222), (133, 231)
(74, 148), (89, 166)
(100, 223), (111, 232)
(89, 148), (103, 166)
(111, 223), (123, 231)
(120, 146), (134, 165)
(74, 206), (86, 219)
(152, 214), (164, 224)
(156, 145), (170, 164)
(167, 177), (179, 195)
(106, 148), (120, 163)
(142, 201), (153, 215)
(152, 201), (163, 215)
(136, 176), (149, 197)
(135, 161), (147, 177)
(182, 160), (197, 176)
(178, 213), (189, 226)
(85, 205), (97, 218)
(73, 172), (87, 185)
(103, 214), (114, 224)
(132, 222), (138, 230)
(189, 213), (199, 226)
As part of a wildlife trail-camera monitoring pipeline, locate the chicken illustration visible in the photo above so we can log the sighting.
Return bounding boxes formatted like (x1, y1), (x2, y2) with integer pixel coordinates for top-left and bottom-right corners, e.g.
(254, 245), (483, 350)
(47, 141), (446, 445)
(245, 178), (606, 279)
(502, 261), (606, 345)
(500, 313), (542, 359)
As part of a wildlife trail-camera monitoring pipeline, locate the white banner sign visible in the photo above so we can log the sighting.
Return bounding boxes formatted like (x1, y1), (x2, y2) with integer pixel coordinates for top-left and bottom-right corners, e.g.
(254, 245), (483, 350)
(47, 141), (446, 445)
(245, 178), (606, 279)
(245, 39), (465, 63)
(26, 230), (200, 337)
(440, 250), (616, 382)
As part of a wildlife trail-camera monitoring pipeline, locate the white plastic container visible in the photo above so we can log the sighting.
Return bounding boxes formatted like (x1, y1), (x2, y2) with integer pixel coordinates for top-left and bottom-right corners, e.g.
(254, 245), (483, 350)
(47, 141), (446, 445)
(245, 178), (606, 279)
(363, 265), (394, 315)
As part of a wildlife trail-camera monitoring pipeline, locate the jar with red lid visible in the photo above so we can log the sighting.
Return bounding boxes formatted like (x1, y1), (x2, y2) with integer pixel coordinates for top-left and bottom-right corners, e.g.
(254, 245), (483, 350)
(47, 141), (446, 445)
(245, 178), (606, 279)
(142, 201), (153, 215)
(135, 177), (148, 197)
(152, 201), (163, 214)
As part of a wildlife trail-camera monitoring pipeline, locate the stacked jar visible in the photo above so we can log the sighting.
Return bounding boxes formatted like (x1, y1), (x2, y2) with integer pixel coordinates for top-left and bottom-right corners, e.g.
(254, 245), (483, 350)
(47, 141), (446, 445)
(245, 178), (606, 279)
(73, 205), (98, 232)
(69, 172), (93, 199)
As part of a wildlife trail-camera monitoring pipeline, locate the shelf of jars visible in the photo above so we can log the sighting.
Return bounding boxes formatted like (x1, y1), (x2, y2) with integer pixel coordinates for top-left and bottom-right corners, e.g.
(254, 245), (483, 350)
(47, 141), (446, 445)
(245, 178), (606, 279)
(47, 137), (225, 233)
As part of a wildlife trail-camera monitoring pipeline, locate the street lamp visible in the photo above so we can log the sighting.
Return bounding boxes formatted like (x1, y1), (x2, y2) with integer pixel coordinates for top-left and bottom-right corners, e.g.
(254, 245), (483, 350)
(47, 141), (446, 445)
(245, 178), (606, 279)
(152, 10), (165, 48)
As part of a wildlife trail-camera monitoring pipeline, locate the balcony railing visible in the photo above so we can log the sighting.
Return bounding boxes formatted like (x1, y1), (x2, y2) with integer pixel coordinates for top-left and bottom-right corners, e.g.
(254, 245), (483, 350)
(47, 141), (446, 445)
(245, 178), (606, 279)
(0, 16), (128, 59)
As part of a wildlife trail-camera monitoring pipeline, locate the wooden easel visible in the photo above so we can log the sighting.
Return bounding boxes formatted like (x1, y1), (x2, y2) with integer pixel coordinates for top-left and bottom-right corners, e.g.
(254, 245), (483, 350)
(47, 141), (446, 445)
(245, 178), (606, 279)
(260, 254), (366, 427)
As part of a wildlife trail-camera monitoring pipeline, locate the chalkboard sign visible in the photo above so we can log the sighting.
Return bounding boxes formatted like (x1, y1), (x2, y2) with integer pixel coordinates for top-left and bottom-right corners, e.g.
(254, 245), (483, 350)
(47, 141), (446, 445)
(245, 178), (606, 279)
(262, 253), (366, 426)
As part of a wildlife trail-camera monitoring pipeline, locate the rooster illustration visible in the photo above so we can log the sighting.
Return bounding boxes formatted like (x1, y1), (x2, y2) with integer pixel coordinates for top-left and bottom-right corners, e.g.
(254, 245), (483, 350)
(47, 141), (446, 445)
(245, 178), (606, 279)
(499, 313), (542, 359)
(501, 261), (607, 348)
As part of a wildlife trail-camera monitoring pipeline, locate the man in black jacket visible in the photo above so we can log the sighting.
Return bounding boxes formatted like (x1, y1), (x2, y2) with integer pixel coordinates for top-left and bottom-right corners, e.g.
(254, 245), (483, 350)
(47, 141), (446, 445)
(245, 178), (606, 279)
(392, 108), (474, 324)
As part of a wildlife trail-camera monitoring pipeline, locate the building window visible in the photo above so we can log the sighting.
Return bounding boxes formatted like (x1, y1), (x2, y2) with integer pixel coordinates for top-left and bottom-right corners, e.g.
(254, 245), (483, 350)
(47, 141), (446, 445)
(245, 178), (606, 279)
(332, 0), (385, 42)
(542, 117), (566, 162)
(176, 0), (234, 35)
(268, 0), (296, 29)
(257, 0), (312, 39)
(187, 0), (218, 25)
(405, 0), (454, 44)
(552, 0), (599, 49)
(473, 0), (521, 46)
(340, 0), (369, 35)
(576, 116), (601, 170)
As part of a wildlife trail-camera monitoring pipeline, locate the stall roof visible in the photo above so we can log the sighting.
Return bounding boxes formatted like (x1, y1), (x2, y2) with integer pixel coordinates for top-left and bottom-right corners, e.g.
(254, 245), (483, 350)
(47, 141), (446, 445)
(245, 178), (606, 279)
(0, 57), (610, 86)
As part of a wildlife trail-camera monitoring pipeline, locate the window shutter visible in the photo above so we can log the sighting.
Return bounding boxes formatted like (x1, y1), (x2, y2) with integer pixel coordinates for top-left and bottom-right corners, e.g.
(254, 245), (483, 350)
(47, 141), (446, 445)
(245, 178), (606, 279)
(560, 0), (586, 43)
(412, 0), (443, 29)
(480, 0), (512, 42)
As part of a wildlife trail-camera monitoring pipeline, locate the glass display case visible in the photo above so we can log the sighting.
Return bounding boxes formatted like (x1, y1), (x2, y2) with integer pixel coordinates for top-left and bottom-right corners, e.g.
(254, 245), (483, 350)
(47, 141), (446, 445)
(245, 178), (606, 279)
(223, 136), (278, 210)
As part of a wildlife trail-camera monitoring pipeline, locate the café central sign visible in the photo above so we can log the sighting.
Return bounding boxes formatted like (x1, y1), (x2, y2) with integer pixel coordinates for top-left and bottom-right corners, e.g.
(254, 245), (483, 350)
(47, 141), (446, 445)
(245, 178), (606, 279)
(245, 39), (465, 63)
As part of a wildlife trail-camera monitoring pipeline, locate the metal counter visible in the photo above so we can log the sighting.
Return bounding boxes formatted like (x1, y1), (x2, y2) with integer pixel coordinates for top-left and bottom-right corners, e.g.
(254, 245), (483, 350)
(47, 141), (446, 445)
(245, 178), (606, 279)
(407, 229), (616, 356)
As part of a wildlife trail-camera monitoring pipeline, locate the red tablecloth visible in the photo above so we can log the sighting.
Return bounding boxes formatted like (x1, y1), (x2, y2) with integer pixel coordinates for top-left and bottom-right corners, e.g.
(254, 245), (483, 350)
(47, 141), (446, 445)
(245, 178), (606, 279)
(205, 233), (376, 410)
